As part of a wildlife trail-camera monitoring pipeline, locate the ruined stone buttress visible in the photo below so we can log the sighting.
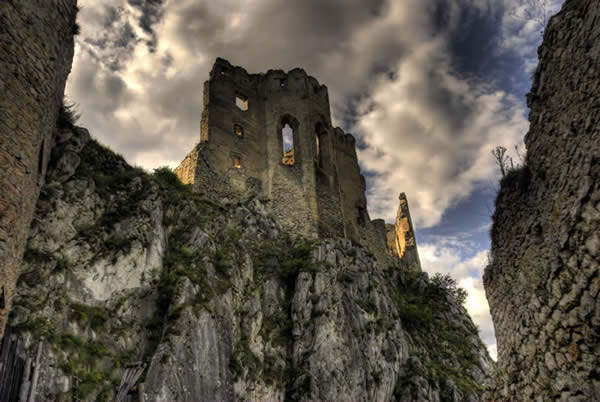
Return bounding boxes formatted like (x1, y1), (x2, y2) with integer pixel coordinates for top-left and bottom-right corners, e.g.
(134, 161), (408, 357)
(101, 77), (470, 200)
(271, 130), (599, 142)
(176, 58), (420, 269)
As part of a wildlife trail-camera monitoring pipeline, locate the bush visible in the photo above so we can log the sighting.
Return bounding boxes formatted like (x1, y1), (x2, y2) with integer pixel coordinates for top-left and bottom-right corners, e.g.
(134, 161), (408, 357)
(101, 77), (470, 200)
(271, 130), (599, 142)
(429, 273), (468, 305)
(70, 303), (109, 329)
(57, 98), (79, 129)
(152, 166), (188, 193)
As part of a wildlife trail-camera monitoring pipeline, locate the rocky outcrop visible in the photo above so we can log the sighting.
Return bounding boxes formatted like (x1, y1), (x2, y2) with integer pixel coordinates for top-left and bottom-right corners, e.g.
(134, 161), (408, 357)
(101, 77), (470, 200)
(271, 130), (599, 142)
(6, 135), (492, 401)
(483, 0), (600, 400)
(0, 0), (78, 337)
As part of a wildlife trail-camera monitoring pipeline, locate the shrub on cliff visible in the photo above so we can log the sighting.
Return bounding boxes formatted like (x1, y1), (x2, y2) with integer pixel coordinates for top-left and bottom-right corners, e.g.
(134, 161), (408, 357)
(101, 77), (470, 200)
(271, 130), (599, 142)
(57, 98), (79, 129)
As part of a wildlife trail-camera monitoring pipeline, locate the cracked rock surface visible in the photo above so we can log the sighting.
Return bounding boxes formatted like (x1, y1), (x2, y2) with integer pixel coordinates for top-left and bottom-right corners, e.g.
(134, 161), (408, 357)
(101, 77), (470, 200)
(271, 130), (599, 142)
(9, 137), (492, 401)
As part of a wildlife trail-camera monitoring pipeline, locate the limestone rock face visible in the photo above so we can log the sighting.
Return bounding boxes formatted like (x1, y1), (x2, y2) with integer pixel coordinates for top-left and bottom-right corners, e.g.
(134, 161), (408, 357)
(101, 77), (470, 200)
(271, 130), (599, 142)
(483, 0), (600, 400)
(6, 136), (492, 401)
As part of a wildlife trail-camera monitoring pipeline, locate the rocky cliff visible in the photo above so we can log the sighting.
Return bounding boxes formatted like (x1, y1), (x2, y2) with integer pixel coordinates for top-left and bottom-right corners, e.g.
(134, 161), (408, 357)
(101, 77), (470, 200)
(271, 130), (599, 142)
(2, 125), (493, 401)
(483, 0), (600, 400)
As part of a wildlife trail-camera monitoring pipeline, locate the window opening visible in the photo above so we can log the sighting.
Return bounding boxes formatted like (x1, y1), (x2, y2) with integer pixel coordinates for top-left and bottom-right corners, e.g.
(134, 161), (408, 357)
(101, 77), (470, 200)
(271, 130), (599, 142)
(235, 94), (248, 111)
(279, 78), (287, 88)
(0, 285), (5, 309)
(282, 124), (295, 165)
(233, 156), (241, 169)
(315, 123), (328, 168)
(315, 134), (321, 167)
(357, 206), (366, 226)
(234, 124), (244, 137)
(38, 139), (45, 175)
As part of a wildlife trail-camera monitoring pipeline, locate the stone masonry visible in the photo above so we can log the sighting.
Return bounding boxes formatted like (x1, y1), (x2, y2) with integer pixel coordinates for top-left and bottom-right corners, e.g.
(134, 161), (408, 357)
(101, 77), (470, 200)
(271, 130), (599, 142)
(483, 0), (600, 399)
(386, 193), (421, 269)
(176, 58), (420, 269)
(0, 0), (78, 337)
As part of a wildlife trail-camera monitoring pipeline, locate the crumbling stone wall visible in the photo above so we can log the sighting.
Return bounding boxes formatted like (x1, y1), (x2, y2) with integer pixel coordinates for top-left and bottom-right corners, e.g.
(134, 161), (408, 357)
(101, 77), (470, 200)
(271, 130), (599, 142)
(177, 59), (422, 267)
(0, 0), (78, 337)
(177, 59), (368, 241)
(483, 0), (600, 399)
(386, 193), (421, 270)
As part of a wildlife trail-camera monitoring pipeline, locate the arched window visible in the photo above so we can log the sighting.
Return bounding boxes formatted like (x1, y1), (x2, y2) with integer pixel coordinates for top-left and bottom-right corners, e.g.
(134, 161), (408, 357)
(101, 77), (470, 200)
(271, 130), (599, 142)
(282, 124), (294, 165)
(315, 123), (328, 168)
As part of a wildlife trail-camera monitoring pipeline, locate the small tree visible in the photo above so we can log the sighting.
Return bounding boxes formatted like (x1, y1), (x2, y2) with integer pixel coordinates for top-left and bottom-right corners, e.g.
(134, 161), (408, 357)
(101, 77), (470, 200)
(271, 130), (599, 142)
(491, 146), (513, 177)
(429, 273), (468, 305)
(492, 145), (526, 178)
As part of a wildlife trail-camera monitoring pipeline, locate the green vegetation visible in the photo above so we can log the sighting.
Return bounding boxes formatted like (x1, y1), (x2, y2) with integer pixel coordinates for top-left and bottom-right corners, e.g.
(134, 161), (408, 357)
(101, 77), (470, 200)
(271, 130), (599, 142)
(57, 98), (79, 129)
(23, 247), (53, 263)
(429, 273), (468, 305)
(19, 249), (73, 286)
(229, 334), (261, 379)
(70, 302), (109, 330)
(389, 270), (482, 398)
(261, 310), (293, 348)
(253, 239), (320, 290)
(499, 164), (531, 193)
(55, 256), (74, 272)
(74, 139), (146, 200)
(152, 166), (189, 193)
(10, 316), (116, 400)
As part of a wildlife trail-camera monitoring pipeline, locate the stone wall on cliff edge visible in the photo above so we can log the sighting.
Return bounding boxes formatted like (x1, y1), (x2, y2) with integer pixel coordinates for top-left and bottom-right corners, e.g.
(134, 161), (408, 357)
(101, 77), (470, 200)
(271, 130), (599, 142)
(0, 0), (78, 337)
(483, 0), (600, 400)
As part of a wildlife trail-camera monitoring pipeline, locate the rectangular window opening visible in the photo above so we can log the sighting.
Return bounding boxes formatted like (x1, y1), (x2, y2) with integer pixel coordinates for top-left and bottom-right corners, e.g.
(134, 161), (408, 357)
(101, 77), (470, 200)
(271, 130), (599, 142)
(315, 134), (321, 167)
(0, 285), (5, 309)
(357, 207), (366, 226)
(38, 139), (45, 175)
(234, 124), (244, 137)
(235, 94), (248, 111)
(233, 156), (241, 169)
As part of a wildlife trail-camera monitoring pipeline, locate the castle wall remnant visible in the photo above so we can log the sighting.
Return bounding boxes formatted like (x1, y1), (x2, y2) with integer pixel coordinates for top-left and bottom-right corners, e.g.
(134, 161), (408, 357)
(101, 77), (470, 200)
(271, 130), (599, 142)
(176, 58), (420, 270)
(386, 193), (421, 269)
(484, 0), (600, 399)
(0, 0), (78, 337)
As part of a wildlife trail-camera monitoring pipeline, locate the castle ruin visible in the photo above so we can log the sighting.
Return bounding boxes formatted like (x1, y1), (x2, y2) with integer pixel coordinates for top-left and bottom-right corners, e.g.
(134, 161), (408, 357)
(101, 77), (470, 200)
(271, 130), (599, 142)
(176, 58), (420, 269)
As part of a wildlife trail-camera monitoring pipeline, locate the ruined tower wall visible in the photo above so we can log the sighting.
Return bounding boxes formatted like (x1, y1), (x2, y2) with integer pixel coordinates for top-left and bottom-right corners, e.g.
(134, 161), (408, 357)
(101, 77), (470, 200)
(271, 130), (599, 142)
(333, 128), (369, 243)
(259, 68), (330, 238)
(0, 0), (78, 337)
(386, 193), (421, 270)
(177, 59), (421, 261)
(203, 62), (267, 184)
(182, 58), (349, 238)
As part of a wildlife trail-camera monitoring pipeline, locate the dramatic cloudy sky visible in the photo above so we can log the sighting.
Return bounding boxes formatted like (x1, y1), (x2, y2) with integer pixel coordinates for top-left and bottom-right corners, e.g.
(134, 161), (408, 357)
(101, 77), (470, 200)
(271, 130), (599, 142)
(67, 0), (565, 359)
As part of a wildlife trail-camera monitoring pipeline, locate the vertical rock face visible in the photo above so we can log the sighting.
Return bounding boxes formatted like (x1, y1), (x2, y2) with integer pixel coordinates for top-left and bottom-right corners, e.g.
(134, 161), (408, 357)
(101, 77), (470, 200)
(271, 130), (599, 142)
(0, 0), (78, 337)
(484, 0), (600, 399)
(7, 135), (493, 401)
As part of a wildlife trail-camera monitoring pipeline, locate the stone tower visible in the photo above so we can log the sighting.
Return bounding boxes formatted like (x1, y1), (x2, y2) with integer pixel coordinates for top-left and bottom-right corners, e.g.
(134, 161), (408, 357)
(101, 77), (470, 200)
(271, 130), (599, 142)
(176, 58), (421, 269)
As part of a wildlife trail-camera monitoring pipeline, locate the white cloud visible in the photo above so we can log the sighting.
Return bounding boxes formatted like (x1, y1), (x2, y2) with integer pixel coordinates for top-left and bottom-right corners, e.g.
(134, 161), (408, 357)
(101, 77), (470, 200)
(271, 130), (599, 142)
(498, 0), (564, 72)
(356, 43), (528, 227)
